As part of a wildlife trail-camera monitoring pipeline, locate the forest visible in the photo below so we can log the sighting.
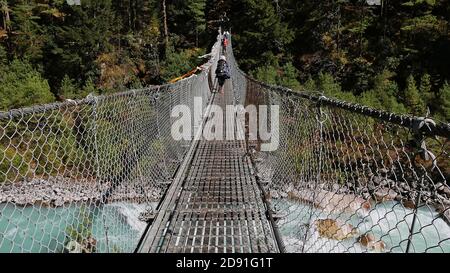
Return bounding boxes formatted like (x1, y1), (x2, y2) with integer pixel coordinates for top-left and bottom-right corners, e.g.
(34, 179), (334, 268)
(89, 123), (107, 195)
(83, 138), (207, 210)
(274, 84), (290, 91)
(0, 0), (449, 122)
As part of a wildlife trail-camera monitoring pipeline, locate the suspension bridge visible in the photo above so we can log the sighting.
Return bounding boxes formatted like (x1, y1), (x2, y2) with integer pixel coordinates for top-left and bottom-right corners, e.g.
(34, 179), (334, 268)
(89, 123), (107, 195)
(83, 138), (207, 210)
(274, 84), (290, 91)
(0, 33), (449, 253)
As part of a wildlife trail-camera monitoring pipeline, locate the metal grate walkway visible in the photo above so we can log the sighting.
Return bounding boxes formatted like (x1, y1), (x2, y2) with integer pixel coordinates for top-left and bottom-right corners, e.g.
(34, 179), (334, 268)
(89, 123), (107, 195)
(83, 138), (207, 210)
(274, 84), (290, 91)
(138, 78), (278, 253)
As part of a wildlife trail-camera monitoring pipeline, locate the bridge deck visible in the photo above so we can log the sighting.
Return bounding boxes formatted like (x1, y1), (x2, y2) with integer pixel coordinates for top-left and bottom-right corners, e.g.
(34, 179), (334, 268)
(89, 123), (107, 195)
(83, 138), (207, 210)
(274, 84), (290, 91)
(138, 79), (278, 253)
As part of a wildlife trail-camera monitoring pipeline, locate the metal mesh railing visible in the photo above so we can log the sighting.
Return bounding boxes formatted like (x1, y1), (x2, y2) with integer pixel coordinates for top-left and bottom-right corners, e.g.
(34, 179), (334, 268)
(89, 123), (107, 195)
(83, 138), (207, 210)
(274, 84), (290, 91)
(227, 39), (450, 253)
(0, 34), (222, 253)
(2, 31), (449, 253)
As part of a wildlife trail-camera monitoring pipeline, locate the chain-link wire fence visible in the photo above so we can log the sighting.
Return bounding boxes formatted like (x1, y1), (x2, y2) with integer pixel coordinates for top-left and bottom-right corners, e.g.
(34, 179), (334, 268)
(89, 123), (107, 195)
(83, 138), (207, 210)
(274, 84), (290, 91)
(246, 80), (450, 253)
(227, 37), (450, 253)
(2, 31), (449, 254)
(0, 33), (222, 253)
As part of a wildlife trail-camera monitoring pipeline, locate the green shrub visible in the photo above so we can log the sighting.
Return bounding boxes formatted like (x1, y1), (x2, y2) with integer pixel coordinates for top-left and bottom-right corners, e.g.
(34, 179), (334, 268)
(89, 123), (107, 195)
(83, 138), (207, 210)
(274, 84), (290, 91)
(0, 59), (54, 111)
(0, 146), (29, 183)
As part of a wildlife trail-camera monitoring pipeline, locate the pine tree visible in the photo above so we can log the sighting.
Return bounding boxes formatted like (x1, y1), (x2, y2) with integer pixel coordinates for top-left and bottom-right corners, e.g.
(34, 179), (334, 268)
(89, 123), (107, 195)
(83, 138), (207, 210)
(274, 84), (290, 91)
(438, 81), (450, 122)
(0, 44), (6, 63)
(166, 0), (207, 47)
(44, 0), (117, 90)
(253, 65), (278, 85)
(302, 76), (316, 93)
(277, 62), (300, 89)
(419, 73), (433, 107)
(371, 70), (405, 113)
(9, 2), (47, 62)
(60, 75), (78, 100)
(82, 78), (98, 96)
(317, 72), (342, 97)
(205, 0), (230, 34)
(0, 0), (11, 32)
(404, 75), (426, 115)
(230, 0), (294, 70)
(187, 0), (207, 47)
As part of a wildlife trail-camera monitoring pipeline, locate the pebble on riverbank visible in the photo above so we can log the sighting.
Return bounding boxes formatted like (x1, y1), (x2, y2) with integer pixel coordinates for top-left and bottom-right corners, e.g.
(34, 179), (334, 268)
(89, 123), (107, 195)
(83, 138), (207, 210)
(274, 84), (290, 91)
(286, 188), (372, 217)
(270, 178), (450, 226)
(0, 177), (163, 207)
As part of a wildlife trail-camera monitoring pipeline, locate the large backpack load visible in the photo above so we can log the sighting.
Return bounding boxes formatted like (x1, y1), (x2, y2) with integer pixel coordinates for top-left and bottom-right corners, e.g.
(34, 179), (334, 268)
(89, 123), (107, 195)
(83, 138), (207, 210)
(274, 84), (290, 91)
(216, 60), (230, 79)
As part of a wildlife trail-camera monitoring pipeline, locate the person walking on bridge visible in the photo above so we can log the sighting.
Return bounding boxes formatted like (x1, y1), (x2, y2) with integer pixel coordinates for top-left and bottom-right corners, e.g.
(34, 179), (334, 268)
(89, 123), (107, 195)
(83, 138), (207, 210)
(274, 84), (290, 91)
(215, 55), (231, 94)
(222, 34), (229, 53)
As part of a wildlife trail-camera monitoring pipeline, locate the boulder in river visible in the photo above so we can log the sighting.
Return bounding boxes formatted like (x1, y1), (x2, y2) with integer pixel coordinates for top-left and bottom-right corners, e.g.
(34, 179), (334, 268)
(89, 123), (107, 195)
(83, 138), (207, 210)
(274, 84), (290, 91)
(82, 236), (97, 253)
(65, 240), (83, 253)
(402, 199), (416, 209)
(436, 183), (450, 197)
(314, 219), (358, 241)
(373, 188), (398, 203)
(357, 233), (386, 252)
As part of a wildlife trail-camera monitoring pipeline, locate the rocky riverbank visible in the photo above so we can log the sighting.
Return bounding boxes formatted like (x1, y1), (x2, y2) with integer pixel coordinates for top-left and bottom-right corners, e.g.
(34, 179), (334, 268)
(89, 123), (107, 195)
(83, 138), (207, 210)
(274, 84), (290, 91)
(282, 188), (372, 217)
(269, 179), (450, 226)
(0, 177), (163, 207)
(251, 148), (450, 223)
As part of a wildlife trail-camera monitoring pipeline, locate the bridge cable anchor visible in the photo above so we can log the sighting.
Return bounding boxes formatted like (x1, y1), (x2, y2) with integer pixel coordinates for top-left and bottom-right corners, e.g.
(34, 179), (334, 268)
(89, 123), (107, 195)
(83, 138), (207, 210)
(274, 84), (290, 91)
(411, 109), (438, 170)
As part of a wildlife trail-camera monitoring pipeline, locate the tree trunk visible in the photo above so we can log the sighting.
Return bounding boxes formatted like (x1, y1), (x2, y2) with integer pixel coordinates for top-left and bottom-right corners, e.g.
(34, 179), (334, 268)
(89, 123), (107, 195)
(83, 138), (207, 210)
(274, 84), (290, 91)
(274, 0), (280, 17)
(1, 1), (10, 32)
(127, 0), (132, 30)
(196, 27), (198, 48)
(162, 0), (168, 46)
(132, 0), (137, 30)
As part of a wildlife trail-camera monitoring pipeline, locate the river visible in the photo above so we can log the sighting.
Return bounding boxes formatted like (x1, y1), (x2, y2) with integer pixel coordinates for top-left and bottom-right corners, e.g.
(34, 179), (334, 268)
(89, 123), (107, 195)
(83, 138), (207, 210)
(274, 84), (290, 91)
(2, 200), (449, 253)
(0, 202), (157, 253)
(277, 200), (450, 253)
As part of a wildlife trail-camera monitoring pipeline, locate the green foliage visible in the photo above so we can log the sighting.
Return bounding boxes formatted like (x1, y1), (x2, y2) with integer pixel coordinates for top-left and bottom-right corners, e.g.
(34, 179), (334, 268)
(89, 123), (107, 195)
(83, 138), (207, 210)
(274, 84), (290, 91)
(278, 62), (301, 89)
(160, 45), (205, 82)
(359, 90), (383, 110)
(252, 59), (300, 89)
(306, 72), (355, 102)
(0, 109), (94, 183)
(95, 118), (127, 179)
(316, 72), (342, 97)
(58, 75), (95, 99)
(227, 0), (450, 119)
(111, 245), (121, 253)
(165, 0), (208, 47)
(9, 3), (47, 62)
(44, 0), (117, 89)
(401, 14), (443, 36)
(230, 0), (294, 70)
(82, 78), (98, 96)
(419, 73), (433, 106)
(404, 75), (426, 115)
(367, 70), (406, 114)
(60, 75), (78, 99)
(346, 15), (373, 35)
(253, 65), (278, 85)
(186, 0), (207, 40)
(0, 145), (29, 183)
(0, 0), (449, 122)
(66, 206), (92, 243)
(0, 59), (54, 110)
(0, 45), (7, 64)
(402, 0), (436, 6)
(32, 113), (91, 177)
(302, 76), (316, 92)
(438, 81), (450, 122)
